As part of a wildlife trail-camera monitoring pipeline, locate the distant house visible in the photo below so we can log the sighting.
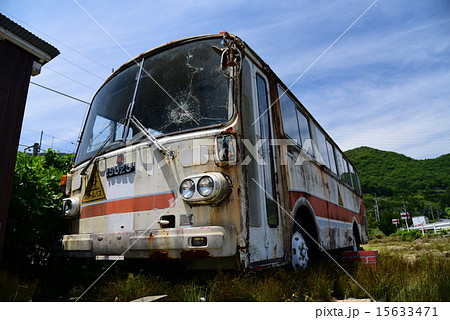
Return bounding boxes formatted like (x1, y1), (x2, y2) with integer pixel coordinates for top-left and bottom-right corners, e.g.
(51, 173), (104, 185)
(412, 216), (430, 227)
(0, 13), (59, 261)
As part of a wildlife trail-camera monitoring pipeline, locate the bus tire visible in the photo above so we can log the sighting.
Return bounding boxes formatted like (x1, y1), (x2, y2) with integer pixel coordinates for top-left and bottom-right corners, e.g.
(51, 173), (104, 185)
(291, 225), (315, 270)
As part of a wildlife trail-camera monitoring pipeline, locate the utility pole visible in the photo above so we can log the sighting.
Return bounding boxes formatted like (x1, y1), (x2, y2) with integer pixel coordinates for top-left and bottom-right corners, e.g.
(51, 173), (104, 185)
(402, 199), (410, 231)
(430, 204), (435, 221)
(374, 194), (380, 222)
(32, 143), (39, 156)
(39, 131), (43, 153)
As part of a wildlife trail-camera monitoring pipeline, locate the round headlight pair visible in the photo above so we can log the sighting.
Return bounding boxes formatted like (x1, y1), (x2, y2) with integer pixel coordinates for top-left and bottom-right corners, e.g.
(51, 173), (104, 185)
(179, 176), (215, 199)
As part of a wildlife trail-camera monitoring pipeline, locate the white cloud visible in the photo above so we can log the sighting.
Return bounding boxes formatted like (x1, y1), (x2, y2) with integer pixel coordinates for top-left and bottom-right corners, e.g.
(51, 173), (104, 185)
(3, 0), (448, 159)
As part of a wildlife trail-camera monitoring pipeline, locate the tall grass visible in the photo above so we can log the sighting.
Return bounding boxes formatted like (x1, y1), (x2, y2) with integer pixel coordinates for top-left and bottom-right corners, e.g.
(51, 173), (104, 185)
(0, 270), (37, 301)
(97, 271), (171, 302)
(5, 237), (446, 302)
(90, 251), (449, 302)
(343, 253), (450, 301)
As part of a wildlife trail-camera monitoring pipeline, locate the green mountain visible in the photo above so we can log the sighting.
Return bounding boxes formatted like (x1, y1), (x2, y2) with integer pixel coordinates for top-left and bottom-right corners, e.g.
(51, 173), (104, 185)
(345, 147), (450, 198)
(345, 147), (449, 235)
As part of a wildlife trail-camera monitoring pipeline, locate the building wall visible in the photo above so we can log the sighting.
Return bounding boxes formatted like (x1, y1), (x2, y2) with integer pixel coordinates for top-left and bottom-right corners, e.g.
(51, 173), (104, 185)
(0, 39), (34, 261)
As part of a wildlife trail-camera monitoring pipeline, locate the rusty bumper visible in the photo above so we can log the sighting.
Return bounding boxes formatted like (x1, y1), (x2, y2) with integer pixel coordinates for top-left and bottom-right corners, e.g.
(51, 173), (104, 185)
(56, 226), (236, 259)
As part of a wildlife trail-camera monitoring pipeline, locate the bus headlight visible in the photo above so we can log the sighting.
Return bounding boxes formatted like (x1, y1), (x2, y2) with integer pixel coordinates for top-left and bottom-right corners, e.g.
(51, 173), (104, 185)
(179, 173), (231, 205)
(197, 176), (214, 196)
(62, 197), (80, 217)
(180, 179), (195, 199)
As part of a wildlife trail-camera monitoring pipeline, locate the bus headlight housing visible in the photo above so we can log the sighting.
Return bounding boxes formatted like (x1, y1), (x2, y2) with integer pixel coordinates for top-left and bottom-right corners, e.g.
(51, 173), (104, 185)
(62, 197), (80, 218)
(180, 179), (195, 199)
(179, 173), (231, 205)
(197, 176), (214, 196)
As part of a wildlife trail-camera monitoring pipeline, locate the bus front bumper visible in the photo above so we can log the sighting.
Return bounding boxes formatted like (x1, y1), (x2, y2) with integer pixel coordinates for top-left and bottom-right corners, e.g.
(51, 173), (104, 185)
(56, 226), (236, 259)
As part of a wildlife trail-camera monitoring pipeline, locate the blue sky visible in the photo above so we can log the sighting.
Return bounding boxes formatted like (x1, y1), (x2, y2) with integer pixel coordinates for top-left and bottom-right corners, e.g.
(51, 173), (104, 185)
(2, 0), (449, 159)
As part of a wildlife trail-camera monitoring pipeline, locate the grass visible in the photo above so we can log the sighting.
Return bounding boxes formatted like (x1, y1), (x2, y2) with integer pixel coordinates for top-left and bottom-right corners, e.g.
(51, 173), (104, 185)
(2, 236), (449, 302)
(0, 270), (37, 301)
(91, 236), (449, 302)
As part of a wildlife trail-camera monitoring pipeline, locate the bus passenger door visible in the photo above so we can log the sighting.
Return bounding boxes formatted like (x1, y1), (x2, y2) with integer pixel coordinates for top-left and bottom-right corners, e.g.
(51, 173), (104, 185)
(242, 61), (284, 264)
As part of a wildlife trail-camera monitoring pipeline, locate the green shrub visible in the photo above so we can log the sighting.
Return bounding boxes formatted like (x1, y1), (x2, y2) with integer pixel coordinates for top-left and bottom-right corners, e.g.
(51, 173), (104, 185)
(391, 229), (423, 241)
(4, 150), (72, 272)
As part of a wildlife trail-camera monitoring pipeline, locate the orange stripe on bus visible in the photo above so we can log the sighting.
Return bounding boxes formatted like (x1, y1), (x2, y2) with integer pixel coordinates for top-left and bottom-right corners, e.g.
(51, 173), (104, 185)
(80, 192), (175, 219)
(289, 190), (363, 224)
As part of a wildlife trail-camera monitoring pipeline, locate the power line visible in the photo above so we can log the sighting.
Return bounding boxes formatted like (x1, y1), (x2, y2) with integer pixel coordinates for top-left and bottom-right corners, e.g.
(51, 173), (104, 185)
(44, 66), (96, 91)
(30, 81), (90, 105)
(0, 8), (112, 72)
(22, 128), (77, 146)
(57, 56), (106, 81)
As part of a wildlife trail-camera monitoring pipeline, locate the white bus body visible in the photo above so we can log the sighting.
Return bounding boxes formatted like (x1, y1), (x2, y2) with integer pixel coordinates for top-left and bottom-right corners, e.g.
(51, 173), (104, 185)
(56, 33), (368, 270)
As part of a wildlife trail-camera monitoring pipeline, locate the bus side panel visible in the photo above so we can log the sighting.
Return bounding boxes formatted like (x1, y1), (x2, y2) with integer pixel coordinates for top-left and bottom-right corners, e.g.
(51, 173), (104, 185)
(287, 148), (363, 250)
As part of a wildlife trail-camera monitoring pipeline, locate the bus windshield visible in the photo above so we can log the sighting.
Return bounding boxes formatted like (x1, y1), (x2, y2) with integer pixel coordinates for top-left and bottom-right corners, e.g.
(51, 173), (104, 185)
(75, 38), (231, 165)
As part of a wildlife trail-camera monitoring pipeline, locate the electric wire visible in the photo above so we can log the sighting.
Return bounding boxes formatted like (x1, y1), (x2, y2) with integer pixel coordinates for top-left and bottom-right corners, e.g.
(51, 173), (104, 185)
(0, 8), (112, 72)
(57, 56), (106, 81)
(30, 81), (90, 105)
(22, 128), (77, 146)
(252, 0), (380, 126)
(44, 66), (96, 91)
(72, 0), (200, 126)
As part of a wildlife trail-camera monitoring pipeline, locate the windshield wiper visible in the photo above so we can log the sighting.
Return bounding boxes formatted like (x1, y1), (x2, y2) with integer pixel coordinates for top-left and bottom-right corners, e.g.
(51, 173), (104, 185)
(130, 115), (175, 159)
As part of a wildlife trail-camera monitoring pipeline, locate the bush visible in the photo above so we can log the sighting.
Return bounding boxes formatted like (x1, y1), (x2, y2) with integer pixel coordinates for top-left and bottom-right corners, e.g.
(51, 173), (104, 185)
(391, 229), (423, 241)
(1, 150), (72, 299)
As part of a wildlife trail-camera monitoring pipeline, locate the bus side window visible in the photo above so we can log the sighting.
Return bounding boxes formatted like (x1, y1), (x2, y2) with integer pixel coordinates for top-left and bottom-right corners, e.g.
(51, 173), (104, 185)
(343, 159), (353, 188)
(349, 165), (360, 193)
(315, 126), (330, 168)
(278, 86), (300, 145)
(335, 150), (352, 186)
(297, 109), (313, 156)
(326, 140), (338, 174)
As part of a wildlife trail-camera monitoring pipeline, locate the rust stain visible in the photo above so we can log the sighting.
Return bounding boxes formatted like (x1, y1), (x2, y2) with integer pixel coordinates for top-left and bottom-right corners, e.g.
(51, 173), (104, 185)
(223, 127), (235, 134)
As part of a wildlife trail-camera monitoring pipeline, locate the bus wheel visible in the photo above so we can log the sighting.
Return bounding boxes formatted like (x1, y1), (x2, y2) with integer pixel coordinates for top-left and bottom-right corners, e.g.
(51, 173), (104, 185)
(292, 229), (310, 270)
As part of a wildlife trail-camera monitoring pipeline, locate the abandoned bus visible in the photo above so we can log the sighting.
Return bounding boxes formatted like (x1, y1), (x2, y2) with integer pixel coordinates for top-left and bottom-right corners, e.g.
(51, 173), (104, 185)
(57, 32), (368, 270)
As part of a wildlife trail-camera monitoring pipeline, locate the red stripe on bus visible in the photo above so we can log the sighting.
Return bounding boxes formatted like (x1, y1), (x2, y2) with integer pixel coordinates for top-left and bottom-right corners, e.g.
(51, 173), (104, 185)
(80, 192), (175, 219)
(289, 190), (363, 224)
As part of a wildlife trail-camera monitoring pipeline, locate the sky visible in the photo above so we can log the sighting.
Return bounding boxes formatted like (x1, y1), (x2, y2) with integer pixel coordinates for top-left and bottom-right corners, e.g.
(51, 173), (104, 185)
(2, 0), (449, 159)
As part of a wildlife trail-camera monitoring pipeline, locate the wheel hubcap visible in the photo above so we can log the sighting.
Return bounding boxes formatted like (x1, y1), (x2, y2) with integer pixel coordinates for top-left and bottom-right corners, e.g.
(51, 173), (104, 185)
(292, 231), (309, 270)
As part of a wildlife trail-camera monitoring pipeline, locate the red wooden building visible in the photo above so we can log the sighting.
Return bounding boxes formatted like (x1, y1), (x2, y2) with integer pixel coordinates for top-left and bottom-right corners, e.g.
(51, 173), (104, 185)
(0, 13), (59, 261)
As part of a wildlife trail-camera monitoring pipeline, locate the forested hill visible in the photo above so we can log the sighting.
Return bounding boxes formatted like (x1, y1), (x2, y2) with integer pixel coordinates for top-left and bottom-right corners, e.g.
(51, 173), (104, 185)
(345, 147), (450, 198)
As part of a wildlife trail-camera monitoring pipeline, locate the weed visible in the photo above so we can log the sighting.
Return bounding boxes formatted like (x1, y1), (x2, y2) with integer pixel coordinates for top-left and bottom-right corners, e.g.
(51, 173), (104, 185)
(97, 271), (170, 302)
(0, 270), (37, 301)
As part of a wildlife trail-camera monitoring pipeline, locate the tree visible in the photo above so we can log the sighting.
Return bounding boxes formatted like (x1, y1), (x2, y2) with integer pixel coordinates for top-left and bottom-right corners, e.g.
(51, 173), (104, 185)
(3, 150), (72, 274)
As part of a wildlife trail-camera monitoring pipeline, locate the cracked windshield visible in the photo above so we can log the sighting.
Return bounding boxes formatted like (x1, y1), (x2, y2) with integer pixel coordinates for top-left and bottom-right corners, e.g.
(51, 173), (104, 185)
(75, 38), (231, 165)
